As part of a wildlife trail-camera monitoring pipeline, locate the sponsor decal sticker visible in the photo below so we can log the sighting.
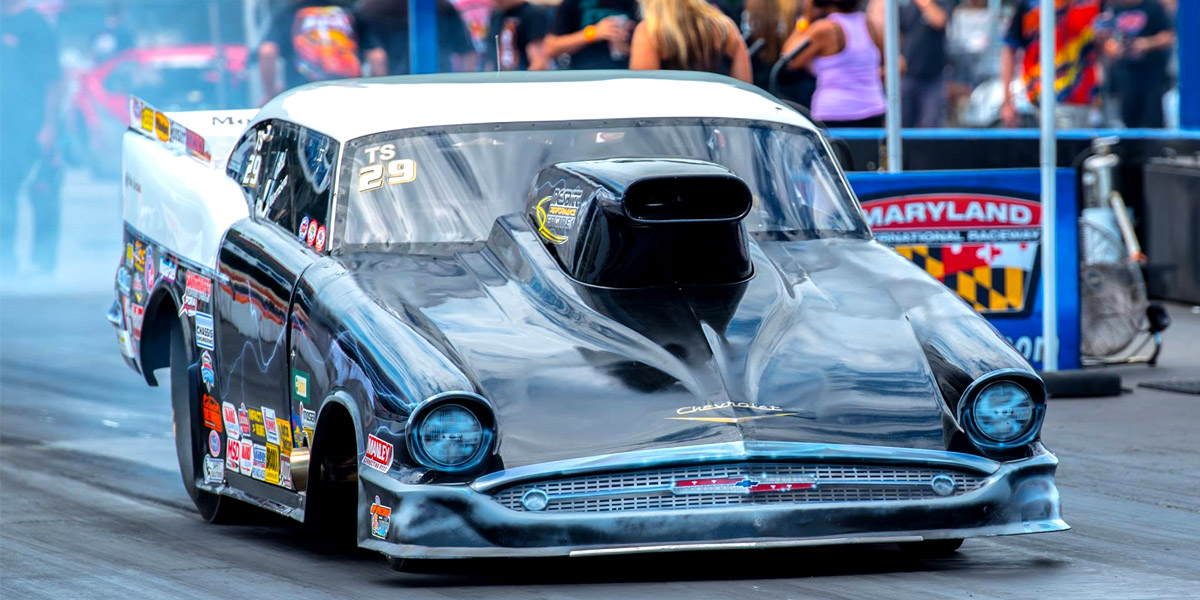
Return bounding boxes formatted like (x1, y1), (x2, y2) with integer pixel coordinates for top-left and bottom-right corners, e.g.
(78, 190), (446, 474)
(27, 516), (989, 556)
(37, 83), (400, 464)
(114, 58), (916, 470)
(263, 407), (279, 445)
(125, 243), (134, 267)
(265, 444), (280, 485)
(133, 276), (144, 304)
(201, 351), (215, 392)
(306, 220), (319, 247)
(239, 439), (253, 476)
(154, 111), (170, 142)
(299, 216), (310, 241)
(534, 186), (583, 244)
(292, 370), (309, 404)
(159, 255), (177, 282)
(195, 312), (215, 351)
(314, 226), (326, 252)
(251, 443), (267, 480)
(222, 402), (240, 439)
(179, 294), (197, 317)
(145, 246), (155, 287)
(130, 303), (145, 341)
(249, 408), (266, 438)
(280, 456), (293, 489)
(185, 272), (212, 303)
(203, 455), (225, 485)
(278, 418), (292, 456)
(140, 107), (154, 133)
(370, 496), (392, 539)
(226, 436), (240, 471)
(363, 434), (393, 473)
(202, 394), (222, 431)
(238, 403), (251, 436)
(208, 429), (221, 458)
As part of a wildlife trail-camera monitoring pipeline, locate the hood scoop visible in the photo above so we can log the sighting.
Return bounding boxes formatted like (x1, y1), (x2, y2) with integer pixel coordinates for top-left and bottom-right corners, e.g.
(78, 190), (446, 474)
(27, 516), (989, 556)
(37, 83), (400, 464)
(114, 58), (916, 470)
(526, 158), (753, 288)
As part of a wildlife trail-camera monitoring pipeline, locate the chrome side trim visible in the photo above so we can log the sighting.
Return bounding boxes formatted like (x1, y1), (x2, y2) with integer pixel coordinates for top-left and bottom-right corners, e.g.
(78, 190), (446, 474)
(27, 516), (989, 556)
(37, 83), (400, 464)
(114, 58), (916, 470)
(471, 441), (1003, 493)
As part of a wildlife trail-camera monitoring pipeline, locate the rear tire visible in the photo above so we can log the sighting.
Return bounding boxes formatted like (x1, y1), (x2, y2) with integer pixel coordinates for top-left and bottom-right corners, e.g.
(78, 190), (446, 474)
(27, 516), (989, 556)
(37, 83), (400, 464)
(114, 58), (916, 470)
(901, 538), (964, 556)
(169, 321), (250, 523)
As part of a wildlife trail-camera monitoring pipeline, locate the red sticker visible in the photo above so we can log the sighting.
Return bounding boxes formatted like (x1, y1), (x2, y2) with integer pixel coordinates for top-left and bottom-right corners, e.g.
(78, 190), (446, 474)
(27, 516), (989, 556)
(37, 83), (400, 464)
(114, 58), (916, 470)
(306, 221), (319, 247)
(363, 434), (393, 473)
(314, 226), (326, 252)
(202, 395), (222, 432)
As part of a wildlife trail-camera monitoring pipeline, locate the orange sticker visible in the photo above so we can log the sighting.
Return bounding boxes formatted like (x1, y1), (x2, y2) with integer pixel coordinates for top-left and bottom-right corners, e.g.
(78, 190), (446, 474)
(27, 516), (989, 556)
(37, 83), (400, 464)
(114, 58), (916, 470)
(203, 395), (222, 432)
(154, 111), (170, 142)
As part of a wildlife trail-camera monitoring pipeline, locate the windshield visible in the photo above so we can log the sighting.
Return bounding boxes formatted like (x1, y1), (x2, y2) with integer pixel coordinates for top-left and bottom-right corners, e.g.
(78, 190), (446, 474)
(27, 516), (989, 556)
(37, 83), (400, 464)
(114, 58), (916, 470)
(340, 119), (869, 246)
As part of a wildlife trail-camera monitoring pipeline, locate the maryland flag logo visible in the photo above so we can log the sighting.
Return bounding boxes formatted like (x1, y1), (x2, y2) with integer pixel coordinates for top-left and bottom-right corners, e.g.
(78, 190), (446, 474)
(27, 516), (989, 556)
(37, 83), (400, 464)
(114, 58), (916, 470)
(863, 194), (1042, 315)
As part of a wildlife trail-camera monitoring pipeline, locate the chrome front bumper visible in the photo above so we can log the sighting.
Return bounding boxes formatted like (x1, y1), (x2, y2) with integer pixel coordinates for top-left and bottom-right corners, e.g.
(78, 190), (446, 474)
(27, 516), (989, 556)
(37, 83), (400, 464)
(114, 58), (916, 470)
(358, 441), (1068, 559)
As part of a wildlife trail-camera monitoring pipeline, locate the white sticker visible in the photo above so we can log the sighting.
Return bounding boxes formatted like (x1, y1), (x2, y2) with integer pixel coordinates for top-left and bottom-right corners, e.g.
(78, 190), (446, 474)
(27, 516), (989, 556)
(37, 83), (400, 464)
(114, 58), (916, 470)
(195, 312), (215, 351)
(203, 455), (225, 485)
(263, 407), (279, 445)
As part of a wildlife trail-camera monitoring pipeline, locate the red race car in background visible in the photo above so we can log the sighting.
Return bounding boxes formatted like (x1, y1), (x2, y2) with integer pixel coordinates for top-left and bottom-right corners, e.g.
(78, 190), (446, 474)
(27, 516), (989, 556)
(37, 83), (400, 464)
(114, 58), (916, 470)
(66, 44), (248, 176)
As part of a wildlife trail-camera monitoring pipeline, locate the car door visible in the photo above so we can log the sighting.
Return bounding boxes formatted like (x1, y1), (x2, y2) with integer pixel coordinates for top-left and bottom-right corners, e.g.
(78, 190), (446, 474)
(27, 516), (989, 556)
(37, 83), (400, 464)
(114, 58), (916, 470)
(215, 119), (317, 503)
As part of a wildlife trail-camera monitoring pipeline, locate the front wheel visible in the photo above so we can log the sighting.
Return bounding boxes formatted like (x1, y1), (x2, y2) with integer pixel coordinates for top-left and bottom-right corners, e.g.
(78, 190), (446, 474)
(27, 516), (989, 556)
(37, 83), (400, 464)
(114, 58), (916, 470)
(169, 321), (250, 523)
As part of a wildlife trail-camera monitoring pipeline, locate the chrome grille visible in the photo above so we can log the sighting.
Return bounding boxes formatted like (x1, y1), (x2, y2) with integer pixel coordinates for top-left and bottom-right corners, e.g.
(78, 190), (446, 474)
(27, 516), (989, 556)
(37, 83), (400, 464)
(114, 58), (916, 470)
(491, 463), (987, 513)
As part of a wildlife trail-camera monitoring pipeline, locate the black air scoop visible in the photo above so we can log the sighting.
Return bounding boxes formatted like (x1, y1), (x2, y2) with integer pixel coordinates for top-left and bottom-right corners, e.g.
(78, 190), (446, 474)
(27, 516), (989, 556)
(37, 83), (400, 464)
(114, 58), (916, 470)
(527, 158), (753, 288)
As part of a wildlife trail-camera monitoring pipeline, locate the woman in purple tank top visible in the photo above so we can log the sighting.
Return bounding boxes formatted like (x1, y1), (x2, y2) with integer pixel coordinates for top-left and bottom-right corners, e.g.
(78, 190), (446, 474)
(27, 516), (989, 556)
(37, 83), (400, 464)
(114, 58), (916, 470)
(780, 0), (886, 127)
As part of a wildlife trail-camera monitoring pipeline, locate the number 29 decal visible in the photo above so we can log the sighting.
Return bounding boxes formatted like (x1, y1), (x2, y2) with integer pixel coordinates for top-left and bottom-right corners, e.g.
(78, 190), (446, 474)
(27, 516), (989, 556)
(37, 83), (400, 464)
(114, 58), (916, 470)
(358, 159), (416, 193)
(357, 143), (416, 193)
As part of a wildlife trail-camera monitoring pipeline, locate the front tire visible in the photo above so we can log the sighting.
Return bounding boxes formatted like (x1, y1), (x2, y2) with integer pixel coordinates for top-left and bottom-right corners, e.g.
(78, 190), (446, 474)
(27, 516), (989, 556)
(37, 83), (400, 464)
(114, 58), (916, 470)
(169, 321), (248, 523)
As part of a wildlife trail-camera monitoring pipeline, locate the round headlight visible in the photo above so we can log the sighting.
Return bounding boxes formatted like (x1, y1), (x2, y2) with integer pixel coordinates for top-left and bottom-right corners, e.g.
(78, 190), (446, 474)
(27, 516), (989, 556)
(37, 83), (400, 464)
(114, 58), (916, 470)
(972, 381), (1035, 442)
(416, 404), (485, 468)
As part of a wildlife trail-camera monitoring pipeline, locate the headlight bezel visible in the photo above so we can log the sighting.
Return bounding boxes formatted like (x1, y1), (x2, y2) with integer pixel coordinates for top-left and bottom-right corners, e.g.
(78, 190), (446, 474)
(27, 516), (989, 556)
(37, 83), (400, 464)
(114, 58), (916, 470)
(405, 392), (496, 473)
(957, 369), (1046, 453)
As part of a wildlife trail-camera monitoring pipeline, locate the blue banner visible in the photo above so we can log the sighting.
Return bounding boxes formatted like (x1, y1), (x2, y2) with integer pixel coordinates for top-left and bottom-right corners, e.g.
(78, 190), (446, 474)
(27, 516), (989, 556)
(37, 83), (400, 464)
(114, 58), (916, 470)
(848, 169), (1080, 370)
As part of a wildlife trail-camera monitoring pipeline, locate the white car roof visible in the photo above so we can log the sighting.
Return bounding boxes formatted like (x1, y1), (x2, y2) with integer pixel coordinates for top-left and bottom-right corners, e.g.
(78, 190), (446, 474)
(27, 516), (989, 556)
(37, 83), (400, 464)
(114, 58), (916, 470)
(253, 71), (819, 143)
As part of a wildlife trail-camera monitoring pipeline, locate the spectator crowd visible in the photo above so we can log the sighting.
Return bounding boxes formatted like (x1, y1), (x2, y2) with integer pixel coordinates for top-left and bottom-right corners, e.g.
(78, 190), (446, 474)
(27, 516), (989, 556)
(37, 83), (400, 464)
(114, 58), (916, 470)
(0, 0), (1183, 278)
(254, 0), (1179, 129)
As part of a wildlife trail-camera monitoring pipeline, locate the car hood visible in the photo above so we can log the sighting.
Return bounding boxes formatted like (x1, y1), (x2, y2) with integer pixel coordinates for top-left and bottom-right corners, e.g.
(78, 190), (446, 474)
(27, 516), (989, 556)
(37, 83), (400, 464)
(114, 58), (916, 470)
(341, 217), (1025, 468)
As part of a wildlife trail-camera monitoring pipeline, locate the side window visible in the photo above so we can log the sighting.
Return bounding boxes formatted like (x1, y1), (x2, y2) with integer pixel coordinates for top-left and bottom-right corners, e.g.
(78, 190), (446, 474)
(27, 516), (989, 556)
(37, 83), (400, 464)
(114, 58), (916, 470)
(229, 121), (294, 232)
(292, 127), (337, 253)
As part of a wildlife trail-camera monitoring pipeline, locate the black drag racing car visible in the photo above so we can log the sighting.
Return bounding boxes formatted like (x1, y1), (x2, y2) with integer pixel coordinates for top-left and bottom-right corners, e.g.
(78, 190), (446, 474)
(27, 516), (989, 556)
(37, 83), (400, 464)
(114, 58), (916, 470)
(110, 72), (1067, 565)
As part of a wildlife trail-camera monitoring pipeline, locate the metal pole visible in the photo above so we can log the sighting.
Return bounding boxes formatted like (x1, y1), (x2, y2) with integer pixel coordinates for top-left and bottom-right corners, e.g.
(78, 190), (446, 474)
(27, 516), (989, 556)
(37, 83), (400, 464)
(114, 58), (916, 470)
(884, 0), (902, 172)
(987, 0), (1001, 78)
(1039, 0), (1058, 371)
(208, 0), (227, 109)
(1178, 0), (1199, 128)
(409, 0), (440, 74)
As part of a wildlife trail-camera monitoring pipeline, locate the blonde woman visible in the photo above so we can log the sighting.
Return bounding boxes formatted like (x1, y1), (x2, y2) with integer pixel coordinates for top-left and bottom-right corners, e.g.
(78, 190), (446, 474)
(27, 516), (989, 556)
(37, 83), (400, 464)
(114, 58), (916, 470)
(629, 0), (752, 82)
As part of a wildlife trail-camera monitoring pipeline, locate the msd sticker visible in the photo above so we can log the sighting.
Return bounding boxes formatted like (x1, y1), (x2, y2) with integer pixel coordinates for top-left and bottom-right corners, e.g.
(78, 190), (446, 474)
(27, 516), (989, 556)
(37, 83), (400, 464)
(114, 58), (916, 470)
(226, 437), (240, 471)
(195, 312), (215, 351)
(363, 434), (393, 473)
